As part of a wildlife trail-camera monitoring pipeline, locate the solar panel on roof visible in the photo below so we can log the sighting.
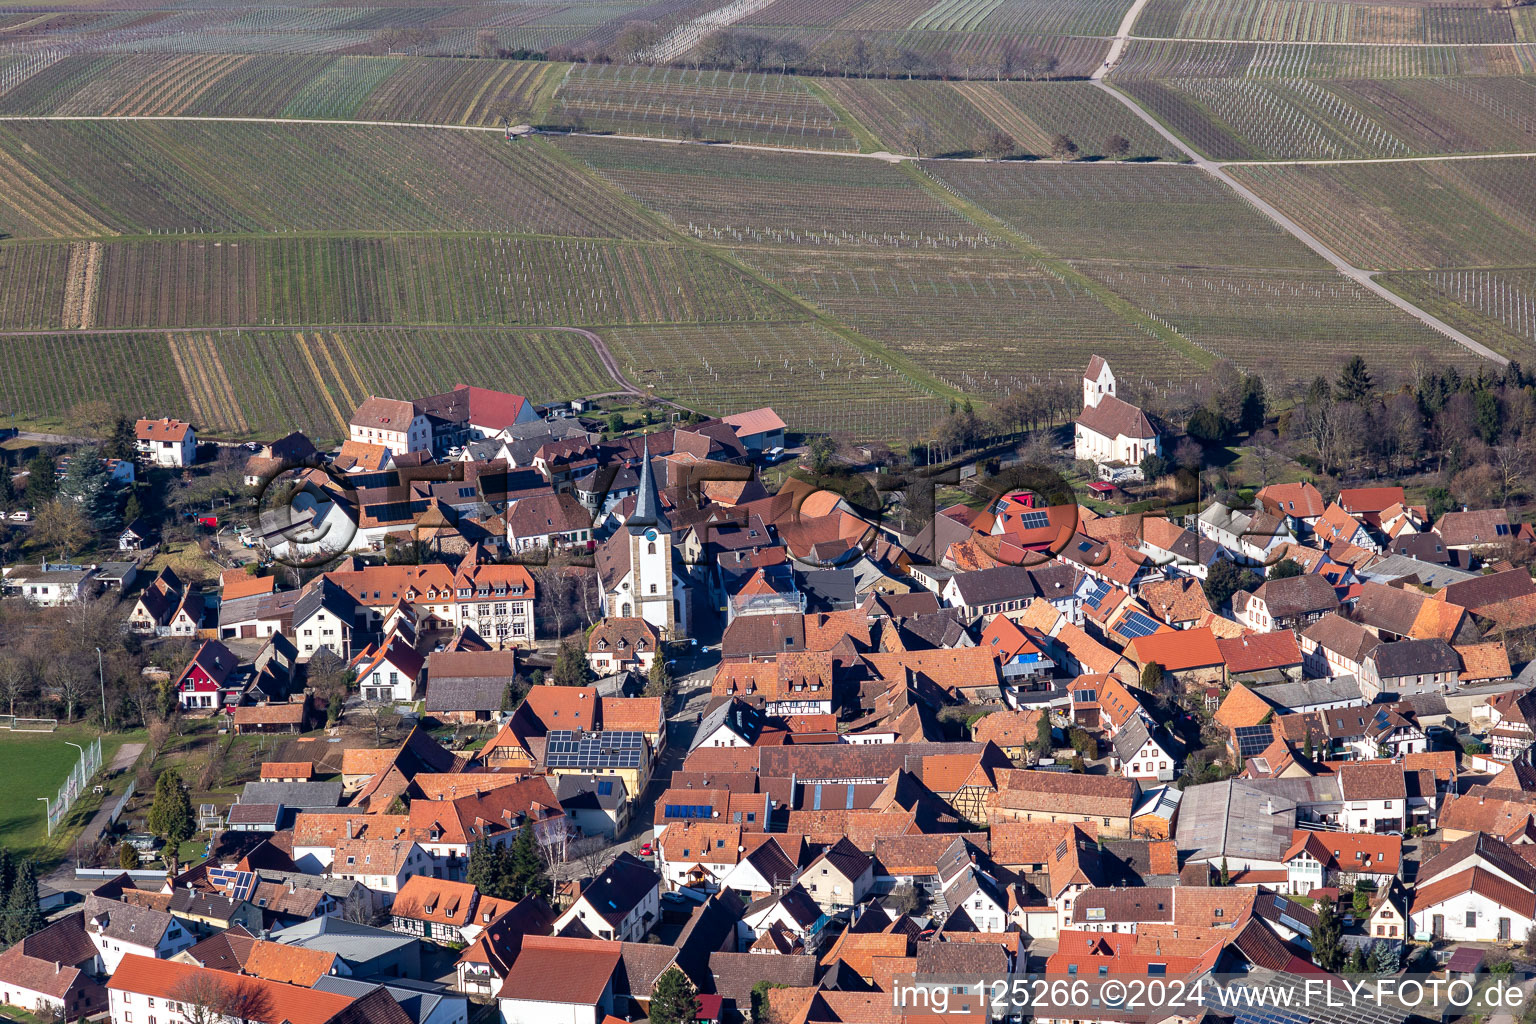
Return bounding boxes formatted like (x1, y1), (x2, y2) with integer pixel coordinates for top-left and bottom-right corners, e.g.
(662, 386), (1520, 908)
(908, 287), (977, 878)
(1118, 610), (1161, 639)
(544, 729), (644, 769)
(1018, 510), (1050, 531)
(1234, 725), (1274, 758)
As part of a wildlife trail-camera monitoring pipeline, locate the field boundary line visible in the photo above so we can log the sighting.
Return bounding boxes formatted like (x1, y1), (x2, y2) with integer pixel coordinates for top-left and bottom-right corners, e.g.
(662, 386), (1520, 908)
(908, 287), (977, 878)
(799, 78), (883, 153)
(1095, 76), (1509, 365)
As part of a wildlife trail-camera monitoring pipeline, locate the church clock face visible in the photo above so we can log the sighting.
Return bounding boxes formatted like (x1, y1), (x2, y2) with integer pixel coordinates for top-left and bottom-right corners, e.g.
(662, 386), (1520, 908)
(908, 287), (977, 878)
(644, 529), (658, 542)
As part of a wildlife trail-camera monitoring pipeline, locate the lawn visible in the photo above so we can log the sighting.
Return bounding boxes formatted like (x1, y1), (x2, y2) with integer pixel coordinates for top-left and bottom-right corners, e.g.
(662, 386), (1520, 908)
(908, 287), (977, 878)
(0, 724), (140, 866)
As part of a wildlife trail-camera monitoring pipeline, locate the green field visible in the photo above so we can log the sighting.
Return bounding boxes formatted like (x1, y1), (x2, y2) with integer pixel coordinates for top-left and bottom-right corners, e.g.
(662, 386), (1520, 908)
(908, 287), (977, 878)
(0, 726), (137, 866)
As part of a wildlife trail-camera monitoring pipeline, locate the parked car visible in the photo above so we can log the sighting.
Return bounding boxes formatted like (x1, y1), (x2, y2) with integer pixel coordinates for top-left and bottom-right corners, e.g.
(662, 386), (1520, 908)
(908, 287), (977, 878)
(9, 510), (31, 522)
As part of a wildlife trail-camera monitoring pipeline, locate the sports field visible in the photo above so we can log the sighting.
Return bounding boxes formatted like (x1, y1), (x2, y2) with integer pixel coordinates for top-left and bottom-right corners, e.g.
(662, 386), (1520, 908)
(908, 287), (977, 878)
(0, 726), (133, 865)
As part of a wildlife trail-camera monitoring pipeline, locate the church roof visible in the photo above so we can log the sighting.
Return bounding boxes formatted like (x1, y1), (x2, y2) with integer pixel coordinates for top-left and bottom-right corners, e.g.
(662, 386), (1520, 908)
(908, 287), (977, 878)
(627, 438), (670, 535)
(1077, 394), (1156, 442)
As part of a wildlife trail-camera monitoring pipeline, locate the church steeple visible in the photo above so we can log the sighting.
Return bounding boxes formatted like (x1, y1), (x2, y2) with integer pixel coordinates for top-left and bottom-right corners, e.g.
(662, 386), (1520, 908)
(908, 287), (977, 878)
(627, 436), (670, 535)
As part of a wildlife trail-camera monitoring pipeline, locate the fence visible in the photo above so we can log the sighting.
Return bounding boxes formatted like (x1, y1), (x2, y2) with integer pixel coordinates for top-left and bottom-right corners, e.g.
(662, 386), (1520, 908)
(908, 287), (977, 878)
(42, 736), (102, 836)
(99, 779), (136, 840)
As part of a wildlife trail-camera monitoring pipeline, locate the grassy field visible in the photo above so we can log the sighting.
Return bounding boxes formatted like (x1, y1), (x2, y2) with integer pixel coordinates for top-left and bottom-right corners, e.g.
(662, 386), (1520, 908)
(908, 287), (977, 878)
(1227, 158), (1536, 269)
(0, 725), (139, 866)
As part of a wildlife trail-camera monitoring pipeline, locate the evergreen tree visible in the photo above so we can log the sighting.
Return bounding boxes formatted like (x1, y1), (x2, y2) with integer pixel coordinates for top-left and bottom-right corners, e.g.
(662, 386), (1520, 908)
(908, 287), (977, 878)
(59, 445), (118, 530)
(648, 967), (700, 1024)
(119, 844), (141, 870)
(1369, 938), (1400, 974)
(1303, 731), (1315, 761)
(506, 825), (550, 901)
(0, 461), (14, 506)
(5, 861), (42, 944)
(0, 848), (14, 903)
(1032, 712), (1053, 756)
(1219, 858), (1230, 886)
(645, 655), (674, 703)
(147, 769), (193, 868)
(1268, 558), (1304, 580)
(104, 416), (138, 463)
(467, 842), (502, 895)
(123, 490), (143, 527)
(1345, 947), (1366, 974)
(551, 639), (593, 687)
(1312, 898), (1344, 972)
(25, 455), (56, 504)
(1336, 356), (1373, 401)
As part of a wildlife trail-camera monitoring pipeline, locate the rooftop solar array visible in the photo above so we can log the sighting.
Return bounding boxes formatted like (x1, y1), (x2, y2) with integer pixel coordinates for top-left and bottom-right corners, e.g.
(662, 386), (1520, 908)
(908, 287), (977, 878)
(1118, 610), (1162, 639)
(545, 730), (644, 769)
(207, 867), (256, 902)
(1234, 725), (1275, 758)
(1083, 579), (1113, 610)
(1017, 510), (1051, 531)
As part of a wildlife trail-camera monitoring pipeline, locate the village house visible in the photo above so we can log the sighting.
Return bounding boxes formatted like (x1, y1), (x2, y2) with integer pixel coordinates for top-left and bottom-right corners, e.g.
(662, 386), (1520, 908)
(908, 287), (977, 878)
(134, 417), (196, 467)
(551, 853), (659, 943)
(1231, 573), (1339, 632)
(585, 617), (659, 676)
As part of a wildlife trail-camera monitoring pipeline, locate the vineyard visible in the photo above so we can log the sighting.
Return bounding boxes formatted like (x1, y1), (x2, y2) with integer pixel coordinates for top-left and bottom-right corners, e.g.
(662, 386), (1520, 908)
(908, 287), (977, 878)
(0, 124), (662, 239)
(1119, 76), (1536, 160)
(556, 134), (997, 248)
(0, 235), (799, 331)
(1075, 263), (1483, 376)
(1107, 40), (1536, 77)
(1381, 270), (1536, 361)
(733, 245), (1207, 396)
(0, 53), (558, 124)
(1228, 158), (1536, 269)
(1132, 0), (1522, 44)
(547, 64), (858, 149)
(0, 328), (616, 440)
(926, 160), (1328, 267)
(819, 78), (1168, 158)
(908, 0), (1132, 36)
(600, 322), (950, 436)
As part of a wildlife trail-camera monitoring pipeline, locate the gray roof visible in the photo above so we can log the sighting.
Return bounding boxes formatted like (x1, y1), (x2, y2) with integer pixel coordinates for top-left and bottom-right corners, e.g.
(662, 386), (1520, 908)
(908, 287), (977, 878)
(1250, 676), (1366, 712)
(626, 439), (669, 534)
(1368, 637), (1461, 678)
(238, 781), (343, 808)
(1175, 779), (1303, 865)
(554, 774), (629, 810)
(269, 916), (417, 962)
(312, 976), (458, 1024)
(83, 894), (175, 945)
(691, 698), (764, 752)
(258, 870), (368, 901)
(1359, 554), (1477, 589)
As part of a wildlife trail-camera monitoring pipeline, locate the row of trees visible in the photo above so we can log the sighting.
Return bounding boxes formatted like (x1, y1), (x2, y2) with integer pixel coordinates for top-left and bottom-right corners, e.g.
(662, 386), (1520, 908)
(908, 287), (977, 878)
(466, 825), (552, 902)
(551, 26), (1064, 82)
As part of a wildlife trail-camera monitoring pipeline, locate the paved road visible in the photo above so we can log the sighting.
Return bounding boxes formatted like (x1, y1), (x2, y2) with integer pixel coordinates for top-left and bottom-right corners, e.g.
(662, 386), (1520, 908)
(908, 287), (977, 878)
(1093, 0), (1156, 79)
(1091, 78), (1509, 366)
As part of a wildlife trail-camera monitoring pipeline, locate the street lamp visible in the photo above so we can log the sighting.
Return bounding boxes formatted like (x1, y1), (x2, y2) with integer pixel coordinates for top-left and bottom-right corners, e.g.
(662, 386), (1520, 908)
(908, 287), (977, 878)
(96, 647), (106, 726)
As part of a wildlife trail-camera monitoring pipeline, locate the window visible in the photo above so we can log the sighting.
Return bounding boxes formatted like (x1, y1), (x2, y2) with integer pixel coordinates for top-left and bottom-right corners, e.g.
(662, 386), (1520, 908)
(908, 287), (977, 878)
(1467, 911), (1478, 928)
(648, 542), (657, 555)
(650, 584), (658, 594)
(1067, 966), (1078, 976)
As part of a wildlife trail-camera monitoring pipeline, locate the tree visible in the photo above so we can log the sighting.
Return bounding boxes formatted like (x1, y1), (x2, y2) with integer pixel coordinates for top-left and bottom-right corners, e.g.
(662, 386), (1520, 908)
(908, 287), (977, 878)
(806, 435), (836, 473)
(4, 861), (42, 944)
(1268, 558), (1304, 580)
(1102, 134), (1131, 160)
(0, 460), (14, 507)
(0, 653), (31, 718)
(1345, 946), (1367, 974)
(1312, 898), (1344, 972)
(147, 769), (193, 871)
(552, 639), (594, 687)
(649, 966), (700, 1024)
(615, 20), (662, 62)
(35, 499), (92, 558)
(366, 701), (400, 744)
(899, 118), (934, 158)
(973, 129), (1015, 160)
(1352, 886), (1371, 917)
(119, 843), (141, 870)
(1369, 938), (1400, 974)
(1202, 559), (1260, 609)
(607, 412), (625, 435)
(645, 655), (674, 703)
(1186, 408), (1228, 445)
(1140, 662), (1164, 693)
(1219, 858), (1230, 886)
(1050, 133), (1078, 160)
(60, 445), (118, 530)
(1032, 711), (1053, 756)
(1139, 453), (1168, 480)
(104, 416), (137, 463)
(24, 454), (56, 504)
(506, 824), (552, 901)
(50, 659), (94, 723)
(1336, 355), (1373, 401)
(467, 841), (504, 895)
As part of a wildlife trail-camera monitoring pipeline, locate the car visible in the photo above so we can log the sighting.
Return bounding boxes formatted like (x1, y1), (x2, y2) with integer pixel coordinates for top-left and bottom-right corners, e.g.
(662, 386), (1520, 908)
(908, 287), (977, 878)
(8, 510), (31, 522)
(639, 842), (653, 857)
(244, 442), (260, 452)
(765, 446), (785, 461)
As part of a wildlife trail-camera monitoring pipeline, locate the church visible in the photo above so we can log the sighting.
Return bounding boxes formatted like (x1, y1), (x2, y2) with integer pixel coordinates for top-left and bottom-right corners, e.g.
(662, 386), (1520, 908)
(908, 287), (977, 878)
(1074, 355), (1161, 468)
(594, 441), (691, 639)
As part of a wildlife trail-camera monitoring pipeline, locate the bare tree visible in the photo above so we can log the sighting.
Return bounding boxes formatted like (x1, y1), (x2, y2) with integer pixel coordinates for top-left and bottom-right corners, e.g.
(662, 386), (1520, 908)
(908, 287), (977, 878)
(0, 652), (32, 717)
(1249, 430), (1281, 487)
(49, 658), (94, 723)
(534, 814), (573, 883)
(364, 701), (401, 744)
(171, 973), (236, 1024)
(899, 118), (934, 158)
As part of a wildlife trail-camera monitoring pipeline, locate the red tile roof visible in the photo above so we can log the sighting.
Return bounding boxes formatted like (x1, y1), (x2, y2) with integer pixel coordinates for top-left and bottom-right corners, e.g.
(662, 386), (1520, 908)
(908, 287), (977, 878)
(496, 935), (621, 1004)
(108, 955), (352, 1024)
(1216, 631), (1303, 674)
(1126, 627), (1224, 672)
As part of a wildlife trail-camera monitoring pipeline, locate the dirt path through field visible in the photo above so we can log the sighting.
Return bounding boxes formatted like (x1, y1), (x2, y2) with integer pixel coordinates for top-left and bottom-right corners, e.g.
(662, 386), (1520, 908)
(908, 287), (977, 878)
(1092, 77), (1508, 364)
(1095, 0), (1157, 78)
